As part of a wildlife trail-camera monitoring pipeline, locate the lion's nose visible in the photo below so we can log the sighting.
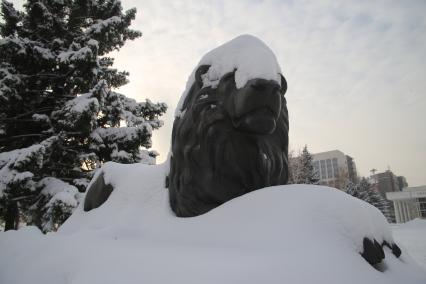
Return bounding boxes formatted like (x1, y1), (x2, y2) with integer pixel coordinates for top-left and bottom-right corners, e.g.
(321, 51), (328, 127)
(233, 78), (282, 118)
(231, 78), (282, 135)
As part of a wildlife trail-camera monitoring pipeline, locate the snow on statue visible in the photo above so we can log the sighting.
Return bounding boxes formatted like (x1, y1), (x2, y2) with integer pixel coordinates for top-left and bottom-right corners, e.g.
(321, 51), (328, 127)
(1, 35), (426, 284)
(168, 35), (289, 217)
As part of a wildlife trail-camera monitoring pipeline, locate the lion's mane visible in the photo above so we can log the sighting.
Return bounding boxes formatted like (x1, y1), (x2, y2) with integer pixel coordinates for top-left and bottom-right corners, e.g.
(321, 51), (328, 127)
(168, 66), (289, 217)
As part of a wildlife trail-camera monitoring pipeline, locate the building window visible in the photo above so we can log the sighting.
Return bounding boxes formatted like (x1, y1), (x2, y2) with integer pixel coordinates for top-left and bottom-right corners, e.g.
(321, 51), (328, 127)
(419, 198), (426, 218)
(332, 158), (339, 177)
(320, 160), (326, 179)
(326, 159), (332, 178)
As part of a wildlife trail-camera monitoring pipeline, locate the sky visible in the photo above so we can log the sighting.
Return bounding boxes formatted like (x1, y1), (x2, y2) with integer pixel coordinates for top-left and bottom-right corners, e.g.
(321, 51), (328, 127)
(12, 0), (426, 186)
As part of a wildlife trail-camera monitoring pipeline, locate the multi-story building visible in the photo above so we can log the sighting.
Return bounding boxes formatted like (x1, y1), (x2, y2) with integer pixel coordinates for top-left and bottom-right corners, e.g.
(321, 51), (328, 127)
(396, 176), (408, 191)
(311, 150), (357, 189)
(371, 170), (400, 197)
(369, 170), (409, 223)
(386, 185), (426, 223)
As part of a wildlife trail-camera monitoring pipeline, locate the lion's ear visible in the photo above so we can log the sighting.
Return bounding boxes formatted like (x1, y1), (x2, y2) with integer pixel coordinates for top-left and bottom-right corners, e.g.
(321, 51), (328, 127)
(195, 65), (210, 85)
(280, 74), (288, 95)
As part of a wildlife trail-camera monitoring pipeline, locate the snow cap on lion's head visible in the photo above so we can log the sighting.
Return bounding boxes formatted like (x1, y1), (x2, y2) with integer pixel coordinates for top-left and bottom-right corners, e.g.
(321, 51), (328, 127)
(168, 35), (289, 217)
(175, 34), (283, 118)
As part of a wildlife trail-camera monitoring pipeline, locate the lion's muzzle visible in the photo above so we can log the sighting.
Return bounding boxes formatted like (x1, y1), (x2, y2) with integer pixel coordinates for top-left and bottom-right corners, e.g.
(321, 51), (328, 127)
(231, 78), (282, 134)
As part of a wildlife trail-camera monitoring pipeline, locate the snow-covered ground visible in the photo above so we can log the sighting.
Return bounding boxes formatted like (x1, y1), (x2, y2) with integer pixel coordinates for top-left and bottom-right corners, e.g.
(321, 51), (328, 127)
(391, 219), (426, 270)
(1, 162), (425, 284)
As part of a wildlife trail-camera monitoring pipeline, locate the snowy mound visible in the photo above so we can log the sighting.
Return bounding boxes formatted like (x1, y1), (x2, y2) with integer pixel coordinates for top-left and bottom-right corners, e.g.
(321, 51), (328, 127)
(1, 163), (425, 284)
(392, 219), (426, 272)
(399, 218), (426, 230)
(175, 35), (282, 116)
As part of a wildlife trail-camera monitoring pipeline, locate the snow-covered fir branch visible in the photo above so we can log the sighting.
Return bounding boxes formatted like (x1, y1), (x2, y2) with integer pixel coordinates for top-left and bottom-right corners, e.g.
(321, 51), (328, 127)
(0, 0), (166, 232)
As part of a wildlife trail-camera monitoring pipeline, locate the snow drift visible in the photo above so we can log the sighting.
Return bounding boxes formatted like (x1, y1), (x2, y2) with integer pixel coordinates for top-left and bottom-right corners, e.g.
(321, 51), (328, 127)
(1, 162), (425, 284)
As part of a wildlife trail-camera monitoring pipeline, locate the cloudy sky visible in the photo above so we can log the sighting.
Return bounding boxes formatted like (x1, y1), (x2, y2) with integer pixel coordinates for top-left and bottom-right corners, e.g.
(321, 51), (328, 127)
(13, 0), (426, 186)
(110, 0), (426, 186)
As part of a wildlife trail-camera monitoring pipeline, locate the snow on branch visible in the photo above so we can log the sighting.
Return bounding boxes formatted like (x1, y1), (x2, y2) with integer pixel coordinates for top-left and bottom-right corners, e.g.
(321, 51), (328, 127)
(0, 63), (22, 102)
(36, 177), (80, 232)
(90, 124), (153, 163)
(57, 46), (94, 64)
(85, 16), (122, 34)
(38, 177), (79, 208)
(0, 144), (45, 171)
(0, 143), (47, 198)
(91, 124), (152, 147)
(52, 93), (100, 133)
(104, 91), (167, 128)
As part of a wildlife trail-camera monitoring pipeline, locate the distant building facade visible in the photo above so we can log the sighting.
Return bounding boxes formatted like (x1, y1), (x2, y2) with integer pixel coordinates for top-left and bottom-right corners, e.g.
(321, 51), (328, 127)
(371, 170), (400, 197)
(386, 186), (426, 223)
(312, 150), (357, 189)
(396, 176), (408, 191)
(370, 170), (409, 223)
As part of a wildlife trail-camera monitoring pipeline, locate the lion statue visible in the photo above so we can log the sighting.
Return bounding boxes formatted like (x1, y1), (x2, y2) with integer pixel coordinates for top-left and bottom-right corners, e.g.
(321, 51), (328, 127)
(82, 35), (403, 269)
(167, 40), (289, 217)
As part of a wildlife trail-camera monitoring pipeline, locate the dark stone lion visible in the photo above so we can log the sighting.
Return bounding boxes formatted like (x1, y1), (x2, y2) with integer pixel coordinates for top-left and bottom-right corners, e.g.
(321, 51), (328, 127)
(167, 65), (289, 217)
(82, 60), (401, 270)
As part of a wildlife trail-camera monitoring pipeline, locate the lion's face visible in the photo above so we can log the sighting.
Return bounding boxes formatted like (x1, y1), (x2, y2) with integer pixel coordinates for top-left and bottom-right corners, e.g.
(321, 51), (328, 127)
(222, 75), (285, 135)
(168, 65), (289, 217)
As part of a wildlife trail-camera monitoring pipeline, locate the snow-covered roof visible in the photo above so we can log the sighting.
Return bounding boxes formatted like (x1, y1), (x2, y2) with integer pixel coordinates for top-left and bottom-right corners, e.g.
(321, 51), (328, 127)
(175, 35), (282, 117)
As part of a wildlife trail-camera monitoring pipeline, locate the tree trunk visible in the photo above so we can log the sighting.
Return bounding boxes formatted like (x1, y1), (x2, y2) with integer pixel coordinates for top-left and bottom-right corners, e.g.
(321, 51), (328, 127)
(4, 202), (19, 231)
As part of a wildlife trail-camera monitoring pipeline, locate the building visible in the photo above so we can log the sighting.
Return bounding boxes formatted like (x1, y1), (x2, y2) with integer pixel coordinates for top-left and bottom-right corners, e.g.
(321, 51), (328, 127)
(371, 170), (400, 197)
(370, 170), (408, 223)
(397, 176), (408, 191)
(312, 150), (357, 189)
(386, 186), (426, 223)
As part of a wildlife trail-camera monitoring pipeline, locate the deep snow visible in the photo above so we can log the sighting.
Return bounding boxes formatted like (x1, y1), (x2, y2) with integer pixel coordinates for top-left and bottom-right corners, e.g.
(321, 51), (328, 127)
(1, 162), (425, 284)
(392, 219), (426, 270)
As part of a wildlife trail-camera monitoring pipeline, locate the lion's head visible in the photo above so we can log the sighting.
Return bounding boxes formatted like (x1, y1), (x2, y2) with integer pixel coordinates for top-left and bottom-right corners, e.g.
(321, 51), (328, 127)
(167, 35), (289, 217)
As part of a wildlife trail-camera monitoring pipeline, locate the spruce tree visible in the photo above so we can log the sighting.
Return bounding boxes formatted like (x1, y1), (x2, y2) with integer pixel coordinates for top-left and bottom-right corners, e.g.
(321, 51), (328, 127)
(288, 145), (319, 184)
(0, 0), (167, 232)
(345, 178), (393, 222)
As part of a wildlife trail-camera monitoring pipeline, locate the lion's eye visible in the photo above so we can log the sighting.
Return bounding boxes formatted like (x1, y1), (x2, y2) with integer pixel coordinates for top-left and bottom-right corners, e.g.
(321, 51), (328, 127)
(221, 72), (234, 81)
